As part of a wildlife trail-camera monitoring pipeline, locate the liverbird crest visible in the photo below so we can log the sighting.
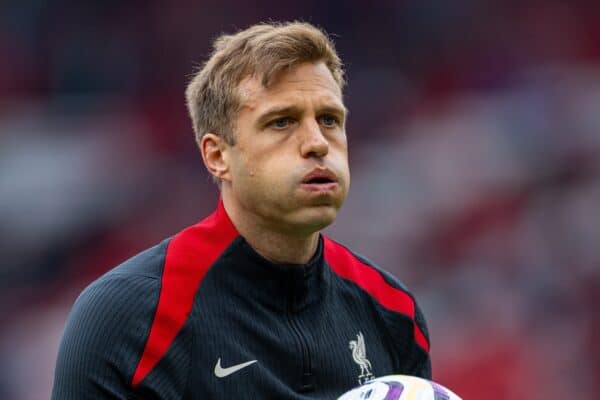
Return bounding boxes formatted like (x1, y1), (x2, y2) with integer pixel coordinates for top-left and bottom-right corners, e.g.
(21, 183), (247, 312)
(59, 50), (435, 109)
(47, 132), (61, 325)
(349, 331), (375, 384)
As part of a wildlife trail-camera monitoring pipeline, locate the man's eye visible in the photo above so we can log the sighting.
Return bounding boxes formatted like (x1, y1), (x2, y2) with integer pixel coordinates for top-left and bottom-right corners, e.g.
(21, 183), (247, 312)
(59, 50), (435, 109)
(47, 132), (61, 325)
(271, 117), (292, 129)
(320, 114), (339, 127)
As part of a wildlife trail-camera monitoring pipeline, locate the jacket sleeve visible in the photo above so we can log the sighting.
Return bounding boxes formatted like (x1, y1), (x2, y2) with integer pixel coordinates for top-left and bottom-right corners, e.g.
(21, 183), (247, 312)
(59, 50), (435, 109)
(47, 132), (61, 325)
(410, 302), (432, 379)
(371, 264), (432, 379)
(51, 273), (160, 400)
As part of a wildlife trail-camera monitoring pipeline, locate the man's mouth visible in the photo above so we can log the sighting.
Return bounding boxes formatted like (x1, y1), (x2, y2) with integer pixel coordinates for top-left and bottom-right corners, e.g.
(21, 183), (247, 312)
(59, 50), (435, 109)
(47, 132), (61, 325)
(305, 177), (335, 184)
(301, 169), (339, 193)
(302, 169), (338, 185)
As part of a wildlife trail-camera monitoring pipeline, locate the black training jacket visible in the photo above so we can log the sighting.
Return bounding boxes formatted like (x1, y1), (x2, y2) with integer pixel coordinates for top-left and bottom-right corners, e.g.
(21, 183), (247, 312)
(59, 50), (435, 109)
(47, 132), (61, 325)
(52, 201), (431, 399)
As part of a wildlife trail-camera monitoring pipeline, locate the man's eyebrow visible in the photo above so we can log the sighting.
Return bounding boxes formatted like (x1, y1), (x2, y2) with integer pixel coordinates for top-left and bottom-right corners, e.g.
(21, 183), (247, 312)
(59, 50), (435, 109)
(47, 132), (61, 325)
(256, 103), (348, 125)
(256, 105), (303, 125)
(319, 104), (348, 118)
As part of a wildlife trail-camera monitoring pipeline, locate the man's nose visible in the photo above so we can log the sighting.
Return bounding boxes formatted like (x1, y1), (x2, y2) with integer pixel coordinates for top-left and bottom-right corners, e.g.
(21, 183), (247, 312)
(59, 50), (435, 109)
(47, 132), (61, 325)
(299, 119), (329, 158)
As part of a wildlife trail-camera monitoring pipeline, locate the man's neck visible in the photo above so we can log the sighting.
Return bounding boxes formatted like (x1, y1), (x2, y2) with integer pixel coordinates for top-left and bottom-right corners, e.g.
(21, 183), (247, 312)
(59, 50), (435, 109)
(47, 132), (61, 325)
(221, 196), (319, 265)
(242, 227), (320, 265)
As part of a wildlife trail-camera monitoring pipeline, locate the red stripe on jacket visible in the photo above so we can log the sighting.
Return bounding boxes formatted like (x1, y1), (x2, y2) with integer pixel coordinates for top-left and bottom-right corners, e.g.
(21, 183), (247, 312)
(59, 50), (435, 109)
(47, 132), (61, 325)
(131, 200), (238, 387)
(323, 237), (430, 353)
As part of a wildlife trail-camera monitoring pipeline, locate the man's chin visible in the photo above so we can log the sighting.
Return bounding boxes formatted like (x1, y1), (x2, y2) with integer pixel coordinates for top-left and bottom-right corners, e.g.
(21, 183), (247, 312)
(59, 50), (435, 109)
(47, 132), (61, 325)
(291, 205), (339, 233)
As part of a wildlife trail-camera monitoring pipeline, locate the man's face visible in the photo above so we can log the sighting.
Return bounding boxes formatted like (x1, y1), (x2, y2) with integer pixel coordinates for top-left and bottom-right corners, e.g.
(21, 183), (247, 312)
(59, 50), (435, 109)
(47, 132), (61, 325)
(223, 61), (350, 236)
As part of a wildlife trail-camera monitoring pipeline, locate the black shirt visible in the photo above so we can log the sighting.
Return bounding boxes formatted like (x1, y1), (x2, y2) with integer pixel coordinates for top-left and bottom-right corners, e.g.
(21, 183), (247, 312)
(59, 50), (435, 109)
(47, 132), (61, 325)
(52, 200), (431, 399)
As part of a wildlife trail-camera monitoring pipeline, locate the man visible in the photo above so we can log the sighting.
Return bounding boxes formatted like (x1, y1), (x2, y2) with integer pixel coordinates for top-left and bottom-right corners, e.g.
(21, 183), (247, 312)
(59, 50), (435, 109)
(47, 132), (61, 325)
(52, 21), (431, 399)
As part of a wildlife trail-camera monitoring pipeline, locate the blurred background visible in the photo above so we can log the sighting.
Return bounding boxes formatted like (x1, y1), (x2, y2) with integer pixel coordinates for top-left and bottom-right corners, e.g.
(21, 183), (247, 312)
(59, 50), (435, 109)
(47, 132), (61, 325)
(1, 0), (599, 398)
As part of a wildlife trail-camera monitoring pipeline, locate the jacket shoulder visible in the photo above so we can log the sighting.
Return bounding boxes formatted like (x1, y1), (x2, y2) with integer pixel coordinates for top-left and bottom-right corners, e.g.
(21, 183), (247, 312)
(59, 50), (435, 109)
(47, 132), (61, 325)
(323, 236), (415, 305)
(52, 243), (166, 399)
(323, 237), (431, 358)
(105, 238), (170, 279)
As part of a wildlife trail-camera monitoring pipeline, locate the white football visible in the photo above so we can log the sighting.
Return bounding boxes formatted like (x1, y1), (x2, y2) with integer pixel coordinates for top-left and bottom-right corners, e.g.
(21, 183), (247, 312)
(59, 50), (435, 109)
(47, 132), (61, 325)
(338, 375), (462, 400)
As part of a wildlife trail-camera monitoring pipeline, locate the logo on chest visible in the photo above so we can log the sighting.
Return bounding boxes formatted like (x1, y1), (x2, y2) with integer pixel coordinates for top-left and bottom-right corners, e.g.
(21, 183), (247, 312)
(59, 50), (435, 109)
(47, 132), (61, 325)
(214, 358), (257, 378)
(349, 331), (375, 384)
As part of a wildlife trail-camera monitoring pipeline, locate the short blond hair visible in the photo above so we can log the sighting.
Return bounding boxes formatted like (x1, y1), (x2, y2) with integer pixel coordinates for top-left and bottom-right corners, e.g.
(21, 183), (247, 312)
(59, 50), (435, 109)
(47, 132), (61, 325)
(185, 21), (345, 145)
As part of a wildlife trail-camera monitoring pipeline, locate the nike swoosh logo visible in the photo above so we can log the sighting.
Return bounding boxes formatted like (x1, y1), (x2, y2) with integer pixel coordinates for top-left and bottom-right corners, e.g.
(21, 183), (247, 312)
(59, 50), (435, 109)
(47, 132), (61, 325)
(214, 358), (257, 378)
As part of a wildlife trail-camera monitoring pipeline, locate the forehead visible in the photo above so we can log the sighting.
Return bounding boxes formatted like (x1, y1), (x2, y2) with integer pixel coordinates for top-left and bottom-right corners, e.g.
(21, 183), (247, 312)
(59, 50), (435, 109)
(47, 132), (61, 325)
(237, 62), (345, 113)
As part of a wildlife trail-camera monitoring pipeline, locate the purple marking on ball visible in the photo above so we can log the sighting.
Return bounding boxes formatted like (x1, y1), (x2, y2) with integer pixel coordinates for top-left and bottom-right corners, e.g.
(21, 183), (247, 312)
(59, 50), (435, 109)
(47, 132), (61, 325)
(430, 381), (450, 400)
(383, 382), (404, 400)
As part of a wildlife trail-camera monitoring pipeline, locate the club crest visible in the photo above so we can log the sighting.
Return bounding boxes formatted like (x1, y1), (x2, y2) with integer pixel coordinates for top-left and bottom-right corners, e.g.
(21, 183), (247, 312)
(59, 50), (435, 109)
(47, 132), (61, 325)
(349, 331), (375, 384)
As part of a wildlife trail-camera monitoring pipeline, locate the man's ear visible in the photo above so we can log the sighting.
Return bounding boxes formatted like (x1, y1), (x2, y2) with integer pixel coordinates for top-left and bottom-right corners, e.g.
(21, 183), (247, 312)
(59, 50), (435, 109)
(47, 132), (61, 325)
(200, 133), (231, 182)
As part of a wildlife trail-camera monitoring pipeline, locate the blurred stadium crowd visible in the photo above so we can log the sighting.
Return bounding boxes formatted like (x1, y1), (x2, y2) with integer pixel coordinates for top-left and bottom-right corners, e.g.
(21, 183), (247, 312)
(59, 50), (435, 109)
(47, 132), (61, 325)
(1, 1), (599, 399)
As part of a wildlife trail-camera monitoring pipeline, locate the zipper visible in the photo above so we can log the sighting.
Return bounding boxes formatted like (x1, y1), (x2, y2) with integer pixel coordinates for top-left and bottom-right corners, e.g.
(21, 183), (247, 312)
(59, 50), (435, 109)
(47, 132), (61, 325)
(286, 281), (314, 392)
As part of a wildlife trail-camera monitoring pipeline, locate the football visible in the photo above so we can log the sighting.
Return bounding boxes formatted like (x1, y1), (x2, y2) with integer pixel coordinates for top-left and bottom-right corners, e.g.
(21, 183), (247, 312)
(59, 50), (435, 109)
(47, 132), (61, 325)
(337, 375), (462, 400)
